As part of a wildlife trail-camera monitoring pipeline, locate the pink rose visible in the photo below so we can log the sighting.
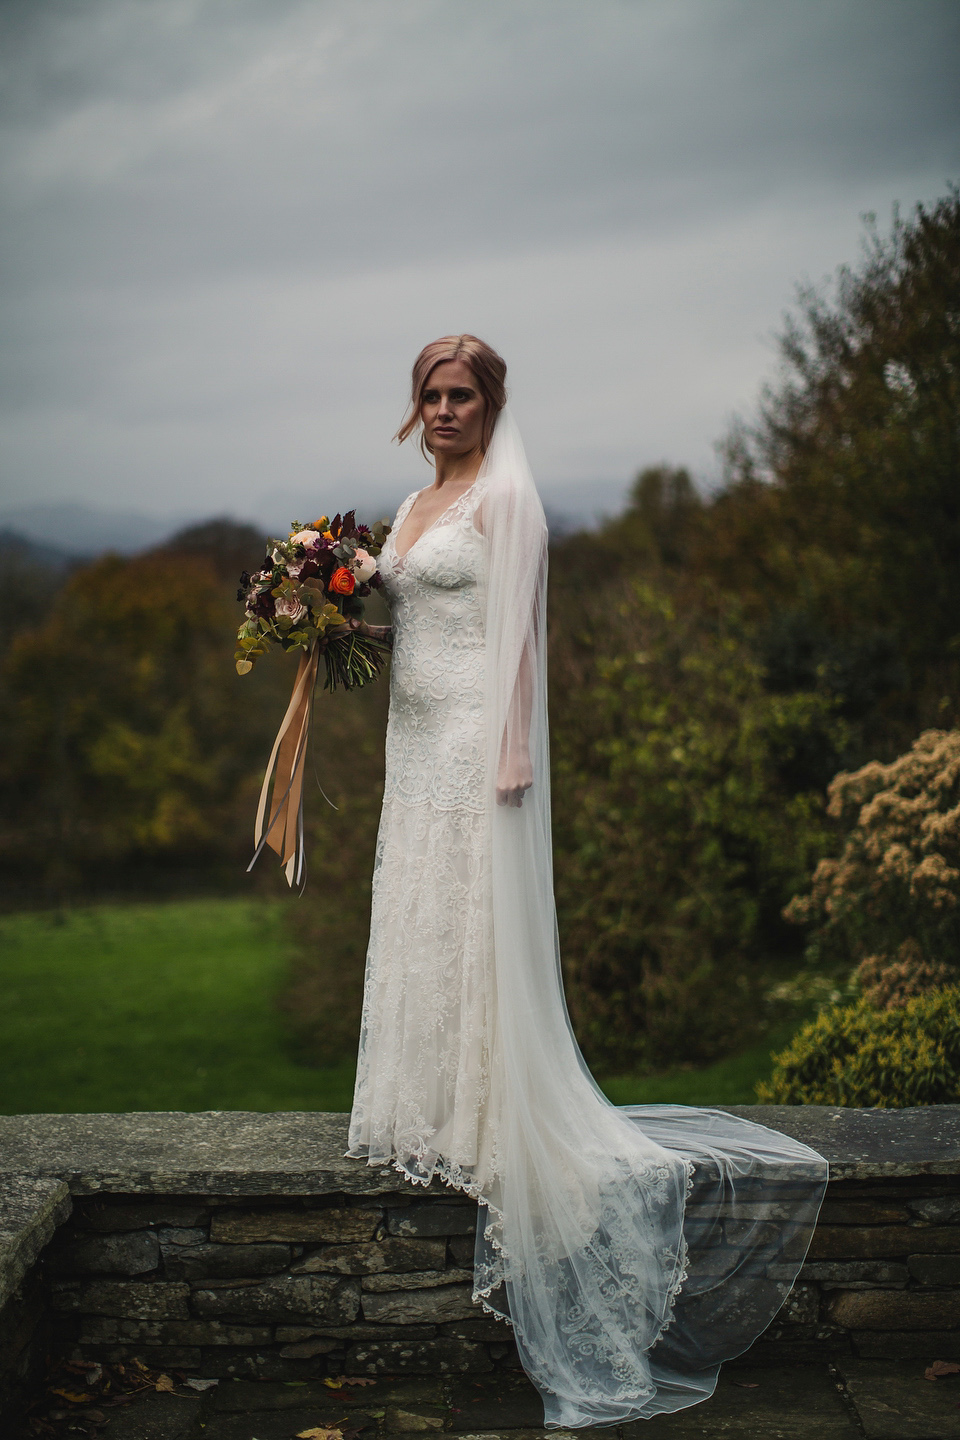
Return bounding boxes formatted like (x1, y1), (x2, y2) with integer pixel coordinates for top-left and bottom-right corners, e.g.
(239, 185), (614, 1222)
(274, 596), (306, 623)
(291, 529), (322, 550)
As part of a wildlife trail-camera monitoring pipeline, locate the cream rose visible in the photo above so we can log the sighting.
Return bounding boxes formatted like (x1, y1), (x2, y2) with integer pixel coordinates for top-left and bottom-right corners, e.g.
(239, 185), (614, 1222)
(351, 547), (377, 582)
(291, 529), (323, 550)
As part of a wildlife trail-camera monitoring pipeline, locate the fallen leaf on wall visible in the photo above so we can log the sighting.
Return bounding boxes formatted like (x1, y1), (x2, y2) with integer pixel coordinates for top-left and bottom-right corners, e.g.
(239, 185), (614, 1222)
(926, 1360), (960, 1380)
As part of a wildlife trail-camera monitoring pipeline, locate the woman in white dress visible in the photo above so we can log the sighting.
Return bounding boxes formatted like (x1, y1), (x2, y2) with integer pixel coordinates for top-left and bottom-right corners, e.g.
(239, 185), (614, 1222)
(347, 335), (827, 1428)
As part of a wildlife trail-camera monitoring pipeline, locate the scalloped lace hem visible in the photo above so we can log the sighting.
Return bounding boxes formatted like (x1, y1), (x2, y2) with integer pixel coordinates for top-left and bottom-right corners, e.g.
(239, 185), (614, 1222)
(344, 1144), (697, 1340)
(344, 1144), (513, 1321)
(651, 1155), (696, 1346)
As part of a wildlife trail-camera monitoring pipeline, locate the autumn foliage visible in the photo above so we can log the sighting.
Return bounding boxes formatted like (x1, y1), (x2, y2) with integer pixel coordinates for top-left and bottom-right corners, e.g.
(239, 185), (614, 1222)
(0, 525), (288, 895)
(785, 729), (960, 1008)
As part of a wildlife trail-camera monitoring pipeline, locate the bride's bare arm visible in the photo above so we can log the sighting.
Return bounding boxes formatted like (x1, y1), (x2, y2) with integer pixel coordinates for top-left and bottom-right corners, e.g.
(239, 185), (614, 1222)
(476, 496), (539, 809)
(496, 640), (535, 808)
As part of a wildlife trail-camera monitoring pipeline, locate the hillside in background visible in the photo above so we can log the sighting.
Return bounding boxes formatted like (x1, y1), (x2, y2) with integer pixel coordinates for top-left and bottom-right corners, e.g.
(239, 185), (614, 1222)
(0, 479), (629, 559)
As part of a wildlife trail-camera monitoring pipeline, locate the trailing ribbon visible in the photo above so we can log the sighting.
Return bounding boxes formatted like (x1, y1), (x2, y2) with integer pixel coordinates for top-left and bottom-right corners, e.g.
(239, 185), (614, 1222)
(247, 642), (320, 888)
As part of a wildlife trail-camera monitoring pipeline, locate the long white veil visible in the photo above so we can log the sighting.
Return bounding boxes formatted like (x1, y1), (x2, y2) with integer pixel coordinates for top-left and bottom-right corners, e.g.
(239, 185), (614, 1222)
(471, 408), (826, 1426)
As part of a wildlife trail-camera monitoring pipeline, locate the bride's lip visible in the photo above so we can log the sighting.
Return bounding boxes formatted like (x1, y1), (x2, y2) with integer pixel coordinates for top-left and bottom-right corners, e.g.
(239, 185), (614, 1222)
(434, 427), (458, 436)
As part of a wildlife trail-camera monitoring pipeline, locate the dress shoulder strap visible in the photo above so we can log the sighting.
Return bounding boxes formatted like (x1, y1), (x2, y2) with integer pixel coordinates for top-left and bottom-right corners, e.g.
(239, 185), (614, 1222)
(392, 490), (421, 529)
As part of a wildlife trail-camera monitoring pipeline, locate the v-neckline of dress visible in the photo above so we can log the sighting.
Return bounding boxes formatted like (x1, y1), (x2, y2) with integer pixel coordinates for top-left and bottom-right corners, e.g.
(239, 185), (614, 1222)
(393, 480), (479, 561)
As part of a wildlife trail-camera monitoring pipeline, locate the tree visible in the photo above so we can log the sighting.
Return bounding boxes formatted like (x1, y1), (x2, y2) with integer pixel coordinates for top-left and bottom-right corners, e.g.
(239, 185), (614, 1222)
(699, 189), (960, 749)
(157, 517), (268, 582)
(544, 189), (960, 1071)
(549, 579), (836, 1074)
(0, 536), (288, 896)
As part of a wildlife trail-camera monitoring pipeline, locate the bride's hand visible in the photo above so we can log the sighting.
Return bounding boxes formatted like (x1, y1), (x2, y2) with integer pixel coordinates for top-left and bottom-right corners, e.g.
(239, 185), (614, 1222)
(318, 618), (393, 652)
(359, 621), (393, 645)
(496, 755), (534, 808)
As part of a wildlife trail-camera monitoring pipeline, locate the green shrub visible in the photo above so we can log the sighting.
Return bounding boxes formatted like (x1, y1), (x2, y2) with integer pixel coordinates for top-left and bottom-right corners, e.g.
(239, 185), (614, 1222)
(280, 668), (390, 1065)
(756, 988), (960, 1106)
(550, 577), (838, 1076)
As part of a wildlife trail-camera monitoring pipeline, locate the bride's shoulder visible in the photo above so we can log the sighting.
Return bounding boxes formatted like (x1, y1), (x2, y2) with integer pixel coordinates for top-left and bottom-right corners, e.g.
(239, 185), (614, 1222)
(393, 489), (423, 523)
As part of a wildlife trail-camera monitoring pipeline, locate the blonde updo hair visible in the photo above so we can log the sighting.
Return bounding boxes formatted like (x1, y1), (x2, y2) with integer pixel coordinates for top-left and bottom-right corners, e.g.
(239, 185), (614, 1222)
(395, 334), (507, 459)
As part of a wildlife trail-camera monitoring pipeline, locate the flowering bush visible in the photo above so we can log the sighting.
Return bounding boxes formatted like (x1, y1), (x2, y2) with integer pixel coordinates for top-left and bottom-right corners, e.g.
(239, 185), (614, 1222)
(785, 729), (960, 1006)
(756, 989), (960, 1106)
(236, 510), (391, 691)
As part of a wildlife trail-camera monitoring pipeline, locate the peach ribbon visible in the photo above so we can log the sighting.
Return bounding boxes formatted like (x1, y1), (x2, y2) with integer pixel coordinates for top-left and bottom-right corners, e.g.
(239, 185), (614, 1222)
(248, 642), (320, 888)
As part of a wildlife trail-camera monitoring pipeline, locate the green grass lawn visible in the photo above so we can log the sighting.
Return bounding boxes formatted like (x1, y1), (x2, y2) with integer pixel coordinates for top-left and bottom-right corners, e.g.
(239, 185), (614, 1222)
(0, 898), (356, 1114)
(599, 1029), (796, 1107)
(0, 898), (783, 1114)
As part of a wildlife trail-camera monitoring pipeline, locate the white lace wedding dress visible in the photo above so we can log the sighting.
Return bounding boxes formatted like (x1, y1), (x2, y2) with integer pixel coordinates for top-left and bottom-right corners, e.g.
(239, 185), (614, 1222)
(349, 480), (498, 1184)
(347, 413), (827, 1428)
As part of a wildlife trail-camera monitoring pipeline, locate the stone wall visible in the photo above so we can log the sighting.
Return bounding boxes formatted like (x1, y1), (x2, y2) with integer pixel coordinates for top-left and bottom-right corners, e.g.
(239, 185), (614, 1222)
(2, 1106), (960, 1420)
(46, 1191), (511, 1382)
(754, 1173), (960, 1362)
(0, 1175), (71, 1420)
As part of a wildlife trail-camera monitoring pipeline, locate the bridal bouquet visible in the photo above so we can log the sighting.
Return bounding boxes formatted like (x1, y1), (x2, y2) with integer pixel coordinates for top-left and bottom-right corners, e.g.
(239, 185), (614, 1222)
(235, 510), (392, 691)
(236, 509), (392, 887)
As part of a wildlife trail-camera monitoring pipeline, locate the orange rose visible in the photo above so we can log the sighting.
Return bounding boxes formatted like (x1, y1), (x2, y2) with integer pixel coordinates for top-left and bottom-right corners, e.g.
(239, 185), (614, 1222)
(329, 566), (356, 596)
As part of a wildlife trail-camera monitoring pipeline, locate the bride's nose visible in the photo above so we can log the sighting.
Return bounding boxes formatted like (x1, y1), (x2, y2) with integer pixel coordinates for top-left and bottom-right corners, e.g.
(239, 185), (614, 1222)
(436, 395), (453, 419)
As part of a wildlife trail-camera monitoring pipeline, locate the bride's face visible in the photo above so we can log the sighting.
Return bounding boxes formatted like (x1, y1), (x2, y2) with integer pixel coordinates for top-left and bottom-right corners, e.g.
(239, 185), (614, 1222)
(420, 360), (486, 457)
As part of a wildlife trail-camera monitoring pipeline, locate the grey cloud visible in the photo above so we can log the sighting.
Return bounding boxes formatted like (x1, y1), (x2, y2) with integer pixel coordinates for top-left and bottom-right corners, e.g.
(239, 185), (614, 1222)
(4, 1), (957, 284)
(0, 0), (957, 527)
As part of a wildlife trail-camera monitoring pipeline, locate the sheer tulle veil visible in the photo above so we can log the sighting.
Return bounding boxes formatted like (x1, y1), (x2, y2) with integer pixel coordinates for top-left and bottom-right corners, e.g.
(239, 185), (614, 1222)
(459, 407), (827, 1426)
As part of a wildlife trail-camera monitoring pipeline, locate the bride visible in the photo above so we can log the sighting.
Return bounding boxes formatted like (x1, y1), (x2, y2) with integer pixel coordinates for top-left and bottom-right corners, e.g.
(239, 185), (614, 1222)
(346, 335), (826, 1427)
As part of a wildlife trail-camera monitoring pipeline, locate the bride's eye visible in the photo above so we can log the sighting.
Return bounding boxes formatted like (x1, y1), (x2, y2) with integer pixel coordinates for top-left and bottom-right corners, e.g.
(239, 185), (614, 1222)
(422, 390), (440, 403)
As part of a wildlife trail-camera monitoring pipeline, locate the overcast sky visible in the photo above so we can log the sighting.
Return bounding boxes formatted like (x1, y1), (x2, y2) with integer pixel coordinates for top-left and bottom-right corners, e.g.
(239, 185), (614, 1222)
(1, 0), (957, 543)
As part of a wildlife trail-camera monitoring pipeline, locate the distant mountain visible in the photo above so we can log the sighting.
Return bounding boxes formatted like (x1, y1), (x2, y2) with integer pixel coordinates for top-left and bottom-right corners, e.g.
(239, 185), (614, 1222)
(0, 503), (185, 556)
(0, 479), (630, 560)
(0, 528), (78, 572)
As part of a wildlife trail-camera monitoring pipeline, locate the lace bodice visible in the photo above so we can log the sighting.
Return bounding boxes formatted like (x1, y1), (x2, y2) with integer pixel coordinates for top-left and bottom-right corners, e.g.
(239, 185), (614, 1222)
(378, 482), (487, 813)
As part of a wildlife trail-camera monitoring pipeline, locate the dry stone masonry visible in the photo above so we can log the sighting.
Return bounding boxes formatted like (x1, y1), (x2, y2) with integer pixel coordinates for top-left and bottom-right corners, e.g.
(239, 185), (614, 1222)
(45, 1191), (502, 1382)
(2, 1106), (960, 1435)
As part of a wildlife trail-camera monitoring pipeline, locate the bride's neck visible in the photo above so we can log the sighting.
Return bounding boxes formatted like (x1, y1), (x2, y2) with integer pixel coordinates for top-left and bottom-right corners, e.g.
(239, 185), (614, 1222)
(433, 447), (483, 489)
